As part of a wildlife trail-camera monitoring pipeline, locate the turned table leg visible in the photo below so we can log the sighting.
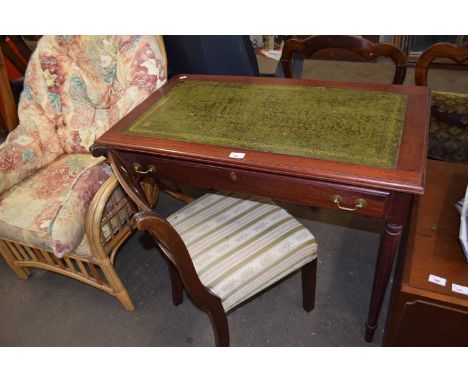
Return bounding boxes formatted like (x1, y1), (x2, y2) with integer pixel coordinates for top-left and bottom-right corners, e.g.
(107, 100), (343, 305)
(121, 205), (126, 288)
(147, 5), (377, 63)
(365, 192), (413, 342)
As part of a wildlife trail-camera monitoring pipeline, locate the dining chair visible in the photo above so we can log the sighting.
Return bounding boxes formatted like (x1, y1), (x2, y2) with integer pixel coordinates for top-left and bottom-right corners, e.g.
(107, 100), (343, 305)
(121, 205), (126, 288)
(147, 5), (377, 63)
(415, 42), (468, 163)
(107, 150), (318, 346)
(279, 35), (407, 84)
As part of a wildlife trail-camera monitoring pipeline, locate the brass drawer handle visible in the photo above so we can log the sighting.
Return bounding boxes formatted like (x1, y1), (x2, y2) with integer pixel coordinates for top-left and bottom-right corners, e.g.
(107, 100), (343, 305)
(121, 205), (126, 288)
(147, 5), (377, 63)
(330, 195), (367, 212)
(133, 162), (156, 175)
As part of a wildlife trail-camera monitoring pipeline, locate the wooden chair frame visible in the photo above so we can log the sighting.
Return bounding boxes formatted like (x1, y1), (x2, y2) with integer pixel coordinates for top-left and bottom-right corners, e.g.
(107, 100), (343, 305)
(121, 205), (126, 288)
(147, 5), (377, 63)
(106, 148), (317, 346)
(280, 35), (407, 84)
(415, 42), (468, 128)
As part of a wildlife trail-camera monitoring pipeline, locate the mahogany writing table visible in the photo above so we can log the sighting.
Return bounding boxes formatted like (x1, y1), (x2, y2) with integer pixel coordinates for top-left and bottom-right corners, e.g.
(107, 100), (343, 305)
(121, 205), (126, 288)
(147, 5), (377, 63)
(92, 74), (431, 342)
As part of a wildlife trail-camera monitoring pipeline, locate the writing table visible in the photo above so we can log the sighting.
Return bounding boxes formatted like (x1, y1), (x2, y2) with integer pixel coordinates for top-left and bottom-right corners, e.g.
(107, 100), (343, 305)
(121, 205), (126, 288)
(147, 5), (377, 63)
(92, 74), (431, 342)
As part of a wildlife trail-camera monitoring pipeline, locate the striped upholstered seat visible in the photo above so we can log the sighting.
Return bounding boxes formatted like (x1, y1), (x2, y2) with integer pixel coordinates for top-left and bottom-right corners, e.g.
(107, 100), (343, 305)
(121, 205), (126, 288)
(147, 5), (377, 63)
(167, 192), (317, 312)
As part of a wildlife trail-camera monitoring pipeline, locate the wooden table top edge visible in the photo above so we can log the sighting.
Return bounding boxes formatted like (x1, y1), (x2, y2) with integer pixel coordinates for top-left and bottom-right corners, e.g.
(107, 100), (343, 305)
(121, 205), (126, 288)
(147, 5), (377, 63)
(97, 74), (430, 195)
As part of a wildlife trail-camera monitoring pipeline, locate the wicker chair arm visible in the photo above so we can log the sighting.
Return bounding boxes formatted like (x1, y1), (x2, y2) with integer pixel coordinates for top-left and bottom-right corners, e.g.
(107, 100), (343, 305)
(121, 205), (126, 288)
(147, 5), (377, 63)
(85, 174), (136, 263)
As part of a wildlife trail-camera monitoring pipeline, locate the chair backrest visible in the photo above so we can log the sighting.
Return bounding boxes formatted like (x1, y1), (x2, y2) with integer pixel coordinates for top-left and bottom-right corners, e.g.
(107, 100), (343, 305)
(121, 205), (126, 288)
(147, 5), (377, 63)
(280, 35), (407, 84)
(415, 42), (468, 86)
(163, 35), (260, 78)
(107, 149), (215, 304)
(415, 43), (468, 129)
(17, 36), (167, 154)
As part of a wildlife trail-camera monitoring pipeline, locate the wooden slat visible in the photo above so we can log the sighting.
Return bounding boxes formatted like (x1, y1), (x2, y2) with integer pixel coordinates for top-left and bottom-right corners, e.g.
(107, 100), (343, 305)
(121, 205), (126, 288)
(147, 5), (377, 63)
(35, 249), (46, 263)
(39, 250), (54, 266)
(23, 246), (38, 261)
(5, 241), (23, 261)
(52, 256), (65, 269)
(12, 242), (30, 261)
(75, 259), (89, 278)
(63, 257), (77, 273)
(87, 263), (103, 285)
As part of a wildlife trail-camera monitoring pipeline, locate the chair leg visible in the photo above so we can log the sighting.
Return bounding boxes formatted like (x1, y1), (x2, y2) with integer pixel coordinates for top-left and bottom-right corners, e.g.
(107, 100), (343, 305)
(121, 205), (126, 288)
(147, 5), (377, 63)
(301, 258), (317, 312)
(206, 302), (230, 347)
(167, 260), (183, 306)
(0, 240), (30, 279)
(98, 258), (135, 311)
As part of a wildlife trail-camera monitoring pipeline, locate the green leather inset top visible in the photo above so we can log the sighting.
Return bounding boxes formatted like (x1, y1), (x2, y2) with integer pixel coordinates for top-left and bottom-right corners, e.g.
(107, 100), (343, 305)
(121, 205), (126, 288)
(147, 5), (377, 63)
(125, 80), (408, 168)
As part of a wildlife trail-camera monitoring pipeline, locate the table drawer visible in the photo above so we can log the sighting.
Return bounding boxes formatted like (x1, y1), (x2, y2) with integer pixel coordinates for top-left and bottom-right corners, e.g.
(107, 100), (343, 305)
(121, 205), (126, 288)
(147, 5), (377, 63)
(121, 152), (390, 218)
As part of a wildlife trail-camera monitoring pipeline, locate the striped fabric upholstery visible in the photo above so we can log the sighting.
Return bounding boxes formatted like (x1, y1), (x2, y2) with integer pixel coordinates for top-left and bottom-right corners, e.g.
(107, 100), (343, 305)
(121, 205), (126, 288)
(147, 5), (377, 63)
(167, 192), (317, 312)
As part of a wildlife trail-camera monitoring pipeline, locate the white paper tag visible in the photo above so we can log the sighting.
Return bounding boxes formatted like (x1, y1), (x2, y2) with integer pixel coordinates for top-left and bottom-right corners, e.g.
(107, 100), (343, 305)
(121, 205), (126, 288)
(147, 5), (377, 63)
(452, 283), (468, 296)
(179, 75), (187, 79)
(428, 274), (447, 286)
(229, 152), (245, 159)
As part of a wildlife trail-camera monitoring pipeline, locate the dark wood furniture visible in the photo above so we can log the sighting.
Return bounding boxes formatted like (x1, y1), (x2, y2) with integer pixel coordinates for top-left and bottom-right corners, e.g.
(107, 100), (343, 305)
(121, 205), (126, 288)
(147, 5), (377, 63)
(384, 160), (468, 346)
(0, 45), (18, 134)
(107, 150), (317, 346)
(415, 42), (468, 163)
(91, 74), (431, 342)
(280, 35), (407, 84)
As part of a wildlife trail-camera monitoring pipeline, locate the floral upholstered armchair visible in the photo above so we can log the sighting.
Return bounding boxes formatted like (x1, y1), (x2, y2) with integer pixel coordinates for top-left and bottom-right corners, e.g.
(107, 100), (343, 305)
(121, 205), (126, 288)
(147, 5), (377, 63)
(0, 35), (167, 310)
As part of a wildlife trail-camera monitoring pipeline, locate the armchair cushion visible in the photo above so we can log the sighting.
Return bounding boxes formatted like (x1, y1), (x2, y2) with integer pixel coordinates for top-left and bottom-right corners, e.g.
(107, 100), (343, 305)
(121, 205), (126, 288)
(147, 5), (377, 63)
(0, 154), (112, 257)
(428, 91), (468, 163)
(0, 122), (63, 194)
(21, 35), (167, 154)
(167, 193), (318, 312)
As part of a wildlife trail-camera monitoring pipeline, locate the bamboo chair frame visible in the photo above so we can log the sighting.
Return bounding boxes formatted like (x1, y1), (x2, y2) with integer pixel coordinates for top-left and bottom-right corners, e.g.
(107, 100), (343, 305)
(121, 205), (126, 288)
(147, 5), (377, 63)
(0, 174), (138, 310)
(0, 36), (170, 311)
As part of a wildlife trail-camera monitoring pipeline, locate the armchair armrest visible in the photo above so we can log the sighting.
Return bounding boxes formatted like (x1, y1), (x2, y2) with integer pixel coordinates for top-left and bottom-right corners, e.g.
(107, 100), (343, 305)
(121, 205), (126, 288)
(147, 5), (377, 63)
(85, 173), (137, 264)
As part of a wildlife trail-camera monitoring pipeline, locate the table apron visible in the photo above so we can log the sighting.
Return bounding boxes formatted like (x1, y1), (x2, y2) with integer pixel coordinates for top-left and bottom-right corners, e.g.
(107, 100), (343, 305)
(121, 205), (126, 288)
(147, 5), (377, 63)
(121, 151), (391, 218)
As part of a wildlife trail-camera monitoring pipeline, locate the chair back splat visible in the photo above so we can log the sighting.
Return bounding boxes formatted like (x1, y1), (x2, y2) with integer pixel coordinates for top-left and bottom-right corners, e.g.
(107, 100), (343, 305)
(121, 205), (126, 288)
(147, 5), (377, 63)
(280, 35), (407, 84)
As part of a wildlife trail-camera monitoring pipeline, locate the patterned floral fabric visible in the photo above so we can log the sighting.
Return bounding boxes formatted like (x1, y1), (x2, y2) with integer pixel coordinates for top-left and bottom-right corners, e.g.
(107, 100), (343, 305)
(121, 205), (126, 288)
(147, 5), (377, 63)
(20, 35), (167, 153)
(428, 91), (468, 163)
(167, 192), (318, 312)
(0, 35), (166, 257)
(0, 154), (112, 257)
(0, 117), (63, 194)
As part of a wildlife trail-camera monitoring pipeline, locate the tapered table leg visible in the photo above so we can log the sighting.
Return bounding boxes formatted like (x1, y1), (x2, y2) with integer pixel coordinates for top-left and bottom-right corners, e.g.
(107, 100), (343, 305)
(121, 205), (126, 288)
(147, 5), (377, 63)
(365, 192), (413, 342)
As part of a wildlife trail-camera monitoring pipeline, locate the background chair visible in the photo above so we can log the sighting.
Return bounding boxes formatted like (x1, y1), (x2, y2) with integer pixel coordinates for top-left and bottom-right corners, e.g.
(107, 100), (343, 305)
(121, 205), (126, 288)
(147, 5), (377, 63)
(415, 42), (468, 163)
(108, 150), (318, 346)
(0, 36), (167, 310)
(279, 35), (407, 84)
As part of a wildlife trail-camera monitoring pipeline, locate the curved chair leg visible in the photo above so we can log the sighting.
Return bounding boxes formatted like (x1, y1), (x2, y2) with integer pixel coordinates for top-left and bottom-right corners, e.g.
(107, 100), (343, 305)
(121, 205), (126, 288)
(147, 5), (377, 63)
(98, 258), (135, 311)
(206, 302), (230, 347)
(301, 259), (317, 312)
(167, 260), (184, 306)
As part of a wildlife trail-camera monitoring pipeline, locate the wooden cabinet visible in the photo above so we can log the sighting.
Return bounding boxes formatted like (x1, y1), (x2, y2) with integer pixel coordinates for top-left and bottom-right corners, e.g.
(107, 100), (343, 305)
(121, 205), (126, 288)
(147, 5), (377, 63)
(384, 160), (468, 346)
